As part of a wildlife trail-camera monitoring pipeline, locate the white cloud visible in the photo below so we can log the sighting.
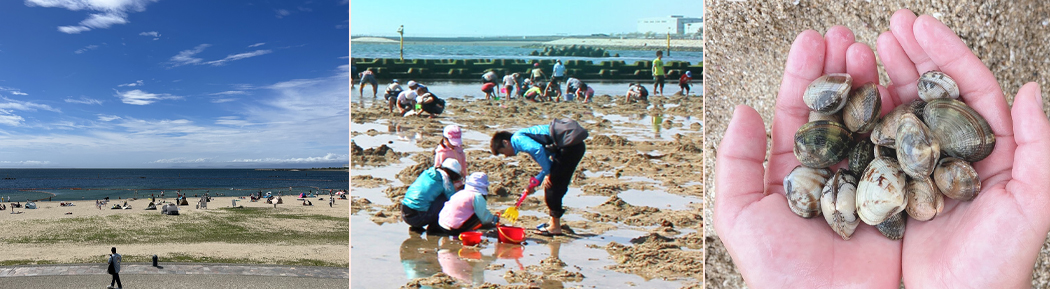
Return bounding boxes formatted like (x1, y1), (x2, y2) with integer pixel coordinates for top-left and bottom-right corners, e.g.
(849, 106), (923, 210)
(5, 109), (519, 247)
(98, 114), (121, 121)
(118, 80), (144, 87)
(151, 157), (210, 164)
(0, 97), (61, 113)
(80, 12), (126, 28)
(27, 0), (156, 34)
(0, 87), (28, 96)
(58, 25), (91, 34)
(231, 153), (347, 163)
(169, 44), (210, 67)
(215, 116), (256, 127)
(65, 97), (103, 105)
(248, 42), (265, 48)
(74, 44), (99, 54)
(139, 31), (159, 39)
(0, 160), (51, 166)
(115, 89), (182, 105)
(203, 50), (272, 66)
(275, 9), (290, 18)
(209, 90), (246, 95)
(211, 98), (237, 103)
(0, 112), (25, 126)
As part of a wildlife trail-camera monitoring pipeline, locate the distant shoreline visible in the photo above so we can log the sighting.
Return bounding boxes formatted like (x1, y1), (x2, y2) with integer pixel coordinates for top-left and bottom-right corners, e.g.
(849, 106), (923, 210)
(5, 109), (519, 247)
(352, 36), (703, 51)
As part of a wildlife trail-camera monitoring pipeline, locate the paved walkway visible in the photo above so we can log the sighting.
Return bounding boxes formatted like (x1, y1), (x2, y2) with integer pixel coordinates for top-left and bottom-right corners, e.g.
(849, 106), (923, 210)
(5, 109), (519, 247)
(0, 264), (349, 289)
(0, 263), (347, 279)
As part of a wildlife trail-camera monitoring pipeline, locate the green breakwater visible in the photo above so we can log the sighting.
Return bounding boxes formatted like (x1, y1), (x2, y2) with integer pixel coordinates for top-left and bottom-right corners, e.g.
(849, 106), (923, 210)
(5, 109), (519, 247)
(352, 58), (702, 81)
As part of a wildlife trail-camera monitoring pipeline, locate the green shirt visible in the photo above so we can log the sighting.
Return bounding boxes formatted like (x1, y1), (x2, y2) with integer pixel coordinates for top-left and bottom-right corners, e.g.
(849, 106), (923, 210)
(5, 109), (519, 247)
(652, 58), (665, 76)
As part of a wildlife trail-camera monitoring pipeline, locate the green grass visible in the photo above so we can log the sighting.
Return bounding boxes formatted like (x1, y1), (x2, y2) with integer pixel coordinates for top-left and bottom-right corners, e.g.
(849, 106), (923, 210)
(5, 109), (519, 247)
(5, 208), (349, 245)
(0, 260), (59, 266)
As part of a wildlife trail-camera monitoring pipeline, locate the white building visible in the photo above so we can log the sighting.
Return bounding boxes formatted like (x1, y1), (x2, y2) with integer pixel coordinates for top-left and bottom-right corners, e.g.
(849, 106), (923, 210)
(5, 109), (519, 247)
(638, 15), (702, 34)
(684, 22), (702, 35)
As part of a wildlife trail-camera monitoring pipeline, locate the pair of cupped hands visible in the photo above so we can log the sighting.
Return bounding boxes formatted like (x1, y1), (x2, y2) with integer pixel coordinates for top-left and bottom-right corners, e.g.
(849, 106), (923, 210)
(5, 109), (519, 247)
(714, 9), (1050, 288)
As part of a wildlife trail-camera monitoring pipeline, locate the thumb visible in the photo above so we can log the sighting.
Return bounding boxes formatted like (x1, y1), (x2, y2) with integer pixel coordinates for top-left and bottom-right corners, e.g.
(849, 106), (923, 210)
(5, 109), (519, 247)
(715, 105), (770, 231)
(1007, 82), (1050, 222)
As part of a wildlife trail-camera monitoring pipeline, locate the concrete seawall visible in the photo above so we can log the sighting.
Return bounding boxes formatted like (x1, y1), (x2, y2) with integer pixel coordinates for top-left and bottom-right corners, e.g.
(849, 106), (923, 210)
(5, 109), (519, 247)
(352, 58), (702, 81)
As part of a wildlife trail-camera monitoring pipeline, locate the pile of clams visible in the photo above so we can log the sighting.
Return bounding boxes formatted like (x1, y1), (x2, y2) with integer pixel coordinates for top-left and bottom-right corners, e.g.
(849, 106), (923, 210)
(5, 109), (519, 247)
(785, 71), (994, 240)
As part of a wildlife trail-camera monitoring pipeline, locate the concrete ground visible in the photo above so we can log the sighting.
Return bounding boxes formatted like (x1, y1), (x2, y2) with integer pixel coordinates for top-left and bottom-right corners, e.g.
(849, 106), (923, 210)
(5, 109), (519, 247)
(0, 264), (349, 289)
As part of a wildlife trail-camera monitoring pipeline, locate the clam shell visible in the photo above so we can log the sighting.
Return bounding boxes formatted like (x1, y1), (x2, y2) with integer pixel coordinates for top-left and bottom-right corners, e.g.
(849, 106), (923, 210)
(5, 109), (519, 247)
(917, 71), (960, 101)
(905, 177), (943, 221)
(871, 100), (926, 147)
(843, 83), (882, 133)
(856, 157), (907, 225)
(794, 121), (852, 168)
(875, 211), (907, 240)
(895, 113), (940, 178)
(785, 166), (833, 218)
(809, 111), (842, 123)
(848, 138), (876, 174)
(821, 169), (860, 240)
(804, 73), (853, 114)
(933, 157), (981, 201)
(923, 98), (996, 162)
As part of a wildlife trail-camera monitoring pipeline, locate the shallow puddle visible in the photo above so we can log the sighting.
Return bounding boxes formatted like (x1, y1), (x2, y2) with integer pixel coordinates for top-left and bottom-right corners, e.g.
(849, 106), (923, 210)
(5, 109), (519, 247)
(618, 189), (703, 211)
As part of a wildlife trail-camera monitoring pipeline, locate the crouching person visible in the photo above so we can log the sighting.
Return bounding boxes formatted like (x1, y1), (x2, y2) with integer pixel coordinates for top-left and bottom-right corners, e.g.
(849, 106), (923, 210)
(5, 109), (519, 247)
(437, 172), (499, 235)
(401, 158), (463, 232)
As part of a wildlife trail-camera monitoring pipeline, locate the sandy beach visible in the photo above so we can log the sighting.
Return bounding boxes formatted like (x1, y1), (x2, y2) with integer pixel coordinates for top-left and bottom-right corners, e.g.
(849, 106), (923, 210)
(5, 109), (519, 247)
(0, 196), (349, 267)
(704, 1), (1050, 288)
(351, 93), (703, 288)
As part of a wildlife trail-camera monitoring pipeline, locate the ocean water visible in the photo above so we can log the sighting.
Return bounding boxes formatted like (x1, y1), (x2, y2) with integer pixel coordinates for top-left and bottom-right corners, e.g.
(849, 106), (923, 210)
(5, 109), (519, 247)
(0, 169), (349, 202)
(350, 43), (703, 63)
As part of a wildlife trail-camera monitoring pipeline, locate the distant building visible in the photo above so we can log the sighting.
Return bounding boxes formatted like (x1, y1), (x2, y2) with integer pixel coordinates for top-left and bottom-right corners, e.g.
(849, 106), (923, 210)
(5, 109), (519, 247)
(684, 22), (702, 35)
(638, 15), (702, 34)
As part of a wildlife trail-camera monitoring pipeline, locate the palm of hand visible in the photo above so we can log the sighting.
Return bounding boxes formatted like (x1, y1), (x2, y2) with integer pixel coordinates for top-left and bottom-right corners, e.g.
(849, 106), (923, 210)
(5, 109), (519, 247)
(876, 12), (1049, 288)
(716, 10), (1050, 288)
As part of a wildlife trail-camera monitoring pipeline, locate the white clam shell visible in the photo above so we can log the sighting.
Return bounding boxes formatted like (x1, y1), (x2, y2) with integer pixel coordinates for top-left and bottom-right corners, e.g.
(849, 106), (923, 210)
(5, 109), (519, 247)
(821, 169), (860, 240)
(856, 157), (908, 225)
(785, 166), (833, 218)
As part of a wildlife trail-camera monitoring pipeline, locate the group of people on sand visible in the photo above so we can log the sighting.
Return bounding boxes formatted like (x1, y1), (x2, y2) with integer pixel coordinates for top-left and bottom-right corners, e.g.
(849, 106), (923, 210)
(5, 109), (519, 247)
(400, 119), (588, 237)
(356, 51), (694, 114)
(383, 80), (446, 118)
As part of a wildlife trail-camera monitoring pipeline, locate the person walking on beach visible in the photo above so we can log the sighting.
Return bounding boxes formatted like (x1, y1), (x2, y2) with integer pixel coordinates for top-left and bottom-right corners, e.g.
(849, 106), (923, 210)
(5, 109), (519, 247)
(359, 68), (379, 98)
(652, 50), (666, 95)
(489, 119), (588, 236)
(107, 247), (122, 289)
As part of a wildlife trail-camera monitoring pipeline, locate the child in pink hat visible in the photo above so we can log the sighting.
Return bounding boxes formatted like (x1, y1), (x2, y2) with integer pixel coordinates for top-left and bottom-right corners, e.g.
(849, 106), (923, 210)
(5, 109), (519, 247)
(435, 125), (467, 189)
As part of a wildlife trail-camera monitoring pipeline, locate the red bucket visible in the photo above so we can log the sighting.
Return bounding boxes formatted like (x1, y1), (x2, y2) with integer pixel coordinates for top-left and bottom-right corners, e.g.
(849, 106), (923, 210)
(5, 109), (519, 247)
(459, 231), (482, 246)
(497, 225), (525, 244)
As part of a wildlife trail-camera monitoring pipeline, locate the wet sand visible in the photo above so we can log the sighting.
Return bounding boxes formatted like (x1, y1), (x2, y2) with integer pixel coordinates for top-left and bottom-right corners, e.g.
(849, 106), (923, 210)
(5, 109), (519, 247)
(351, 93), (703, 288)
(704, 1), (1050, 288)
(0, 196), (349, 266)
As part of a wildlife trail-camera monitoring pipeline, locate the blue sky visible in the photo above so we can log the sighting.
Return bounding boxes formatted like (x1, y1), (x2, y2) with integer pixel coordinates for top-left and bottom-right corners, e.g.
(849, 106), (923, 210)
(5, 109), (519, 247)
(0, 0), (349, 168)
(350, 0), (704, 37)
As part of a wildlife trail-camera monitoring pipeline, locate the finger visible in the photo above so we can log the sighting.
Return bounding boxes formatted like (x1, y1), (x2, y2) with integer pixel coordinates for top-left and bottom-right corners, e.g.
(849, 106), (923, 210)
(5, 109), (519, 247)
(1006, 83), (1050, 221)
(912, 15), (1011, 139)
(889, 9), (939, 75)
(876, 31), (918, 105)
(767, 30), (825, 193)
(823, 26), (856, 74)
(715, 105), (770, 226)
(845, 42), (878, 86)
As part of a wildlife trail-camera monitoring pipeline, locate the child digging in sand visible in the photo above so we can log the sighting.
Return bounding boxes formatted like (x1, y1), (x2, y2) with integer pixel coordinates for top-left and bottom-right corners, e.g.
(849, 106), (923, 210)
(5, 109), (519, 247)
(437, 172), (499, 235)
(401, 158), (463, 232)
